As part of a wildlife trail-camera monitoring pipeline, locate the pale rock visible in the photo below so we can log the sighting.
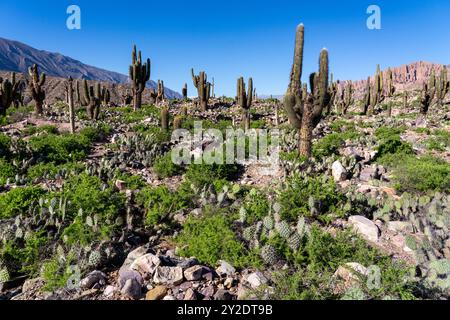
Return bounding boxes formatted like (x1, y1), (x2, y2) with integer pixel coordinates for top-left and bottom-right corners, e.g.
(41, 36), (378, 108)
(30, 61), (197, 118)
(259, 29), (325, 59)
(184, 265), (206, 281)
(130, 253), (160, 279)
(216, 260), (235, 276)
(153, 266), (184, 286)
(332, 161), (347, 182)
(245, 271), (268, 289)
(348, 215), (380, 242)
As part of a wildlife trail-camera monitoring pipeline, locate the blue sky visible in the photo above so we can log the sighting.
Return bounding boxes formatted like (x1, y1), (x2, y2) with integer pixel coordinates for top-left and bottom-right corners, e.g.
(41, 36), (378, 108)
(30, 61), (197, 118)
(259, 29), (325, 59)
(0, 0), (449, 96)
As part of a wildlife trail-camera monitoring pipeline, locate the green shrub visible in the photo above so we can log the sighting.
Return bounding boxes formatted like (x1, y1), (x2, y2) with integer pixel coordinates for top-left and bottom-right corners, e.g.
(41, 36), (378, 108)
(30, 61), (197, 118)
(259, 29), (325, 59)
(153, 153), (183, 179)
(79, 124), (112, 142)
(175, 209), (261, 269)
(278, 175), (347, 223)
(0, 186), (45, 219)
(0, 158), (17, 184)
(61, 174), (126, 245)
(0, 134), (11, 158)
(63, 173), (125, 219)
(112, 171), (146, 190)
(41, 252), (77, 291)
(389, 155), (450, 193)
(313, 129), (360, 160)
(136, 185), (187, 226)
(424, 130), (449, 152)
(28, 134), (91, 164)
(184, 163), (240, 189)
(259, 226), (416, 300)
(24, 124), (59, 136)
(375, 126), (406, 141)
(242, 189), (270, 224)
(26, 162), (85, 181)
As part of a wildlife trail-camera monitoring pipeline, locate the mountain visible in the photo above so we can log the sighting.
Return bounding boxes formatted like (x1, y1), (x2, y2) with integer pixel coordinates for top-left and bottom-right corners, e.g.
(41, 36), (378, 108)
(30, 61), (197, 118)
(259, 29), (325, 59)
(342, 61), (449, 98)
(0, 37), (181, 99)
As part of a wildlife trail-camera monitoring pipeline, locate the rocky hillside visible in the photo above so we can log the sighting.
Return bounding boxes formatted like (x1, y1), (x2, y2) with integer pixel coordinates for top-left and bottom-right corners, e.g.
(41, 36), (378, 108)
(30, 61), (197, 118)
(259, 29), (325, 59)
(350, 61), (449, 98)
(0, 37), (181, 99)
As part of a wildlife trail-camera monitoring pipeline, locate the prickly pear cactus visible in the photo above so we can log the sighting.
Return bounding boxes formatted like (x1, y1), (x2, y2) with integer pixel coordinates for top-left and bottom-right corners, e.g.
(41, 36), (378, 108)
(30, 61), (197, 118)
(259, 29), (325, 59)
(275, 220), (291, 239)
(260, 245), (279, 265)
(88, 250), (103, 268)
(0, 268), (10, 283)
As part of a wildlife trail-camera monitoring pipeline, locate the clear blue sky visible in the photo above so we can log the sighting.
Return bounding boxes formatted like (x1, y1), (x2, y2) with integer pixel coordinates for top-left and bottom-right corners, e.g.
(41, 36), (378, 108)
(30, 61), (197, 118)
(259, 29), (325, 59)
(0, 0), (449, 96)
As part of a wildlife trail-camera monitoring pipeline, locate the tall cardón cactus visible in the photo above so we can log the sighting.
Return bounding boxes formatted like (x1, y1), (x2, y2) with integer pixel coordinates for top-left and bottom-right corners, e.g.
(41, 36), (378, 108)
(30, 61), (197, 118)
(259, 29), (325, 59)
(326, 74), (338, 115)
(129, 45), (151, 110)
(157, 80), (165, 103)
(83, 80), (108, 120)
(436, 66), (449, 107)
(368, 65), (385, 115)
(338, 81), (354, 115)
(237, 77), (253, 130)
(361, 77), (371, 115)
(191, 68), (211, 111)
(420, 82), (435, 115)
(386, 68), (395, 98)
(66, 77), (76, 134)
(27, 64), (46, 115)
(283, 24), (330, 157)
(182, 83), (188, 100)
(0, 73), (21, 116)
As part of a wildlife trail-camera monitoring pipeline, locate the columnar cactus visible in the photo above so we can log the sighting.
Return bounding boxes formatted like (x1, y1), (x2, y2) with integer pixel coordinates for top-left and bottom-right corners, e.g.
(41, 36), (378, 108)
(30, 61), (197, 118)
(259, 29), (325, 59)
(0, 72), (20, 115)
(237, 77), (253, 130)
(161, 107), (168, 131)
(386, 68), (395, 97)
(420, 82), (435, 115)
(326, 74), (338, 115)
(75, 80), (82, 107)
(173, 115), (183, 129)
(436, 66), (449, 107)
(361, 77), (371, 115)
(182, 83), (188, 100)
(157, 80), (165, 103)
(27, 64), (46, 115)
(283, 24), (330, 157)
(129, 45), (151, 110)
(83, 80), (107, 120)
(66, 77), (76, 134)
(191, 68), (211, 111)
(121, 89), (133, 106)
(338, 81), (354, 115)
(369, 64), (385, 114)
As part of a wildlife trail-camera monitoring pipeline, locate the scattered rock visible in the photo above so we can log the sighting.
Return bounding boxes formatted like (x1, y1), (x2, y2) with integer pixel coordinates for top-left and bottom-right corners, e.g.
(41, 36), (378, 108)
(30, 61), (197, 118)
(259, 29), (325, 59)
(216, 260), (235, 276)
(121, 278), (142, 300)
(200, 285), (215, 297)
(145, 285), (167, 300)
(348, 215), (380, 242)
(332, 161), (348, 182)
(153, 266), (184, 286)
(184, 288), (198, 300)
(104, 285), (117, 298)
(213, 289), (234, 300)
(184, 265), (206, 281)
(80, 270), (107, 290)
(118, 269), (143, 289)
(245, 271), (268, 289)
(130, 253), (160, 280)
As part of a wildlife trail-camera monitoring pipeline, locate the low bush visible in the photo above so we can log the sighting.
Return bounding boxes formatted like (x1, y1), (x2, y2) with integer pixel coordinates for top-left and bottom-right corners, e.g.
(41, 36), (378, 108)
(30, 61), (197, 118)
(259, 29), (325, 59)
(0, 186), (46, 219)
(175, 209), (261, 269)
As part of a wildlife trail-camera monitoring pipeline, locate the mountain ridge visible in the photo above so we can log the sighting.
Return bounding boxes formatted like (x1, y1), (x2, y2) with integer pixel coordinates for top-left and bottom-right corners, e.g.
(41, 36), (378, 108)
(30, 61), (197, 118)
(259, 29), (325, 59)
(0, 37), (181, 99)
